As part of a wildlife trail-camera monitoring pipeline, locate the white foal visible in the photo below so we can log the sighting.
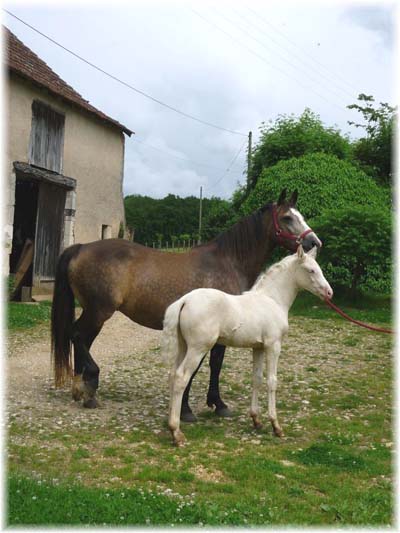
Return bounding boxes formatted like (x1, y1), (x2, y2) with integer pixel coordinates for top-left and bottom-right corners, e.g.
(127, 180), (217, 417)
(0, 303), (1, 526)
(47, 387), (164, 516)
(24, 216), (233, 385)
(162, 245), (333, 446)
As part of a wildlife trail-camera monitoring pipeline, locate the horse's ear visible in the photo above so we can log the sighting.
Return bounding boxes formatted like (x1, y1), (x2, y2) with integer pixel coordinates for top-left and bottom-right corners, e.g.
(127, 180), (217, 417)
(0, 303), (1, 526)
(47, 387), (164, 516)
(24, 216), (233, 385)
(297, 244), (305, 259)
(307, 246), (318, 259)
(277, 189), (287, 206)
(289, 190), (298, 207)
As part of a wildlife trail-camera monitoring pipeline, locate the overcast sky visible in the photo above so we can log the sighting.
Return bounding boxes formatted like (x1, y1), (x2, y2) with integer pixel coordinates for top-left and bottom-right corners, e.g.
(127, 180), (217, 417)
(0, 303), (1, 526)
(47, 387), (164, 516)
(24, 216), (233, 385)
(3, 1), (396, 199)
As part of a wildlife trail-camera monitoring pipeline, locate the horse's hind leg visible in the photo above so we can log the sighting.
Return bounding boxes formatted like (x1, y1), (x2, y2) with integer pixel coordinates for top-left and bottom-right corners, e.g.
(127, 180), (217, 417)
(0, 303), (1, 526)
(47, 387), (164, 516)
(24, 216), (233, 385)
(71, 308), (112, 408)
(206, 344), (233, 417)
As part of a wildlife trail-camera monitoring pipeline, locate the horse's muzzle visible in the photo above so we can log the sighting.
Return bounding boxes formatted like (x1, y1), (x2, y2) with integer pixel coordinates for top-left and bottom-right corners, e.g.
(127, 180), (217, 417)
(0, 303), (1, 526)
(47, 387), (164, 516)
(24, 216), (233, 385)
(302, 232), (322, 252)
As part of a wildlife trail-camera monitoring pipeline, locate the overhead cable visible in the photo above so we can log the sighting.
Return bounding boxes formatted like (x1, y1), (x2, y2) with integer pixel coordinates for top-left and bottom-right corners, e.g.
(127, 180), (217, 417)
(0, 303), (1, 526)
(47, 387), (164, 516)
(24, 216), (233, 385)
(4, 9), (247, 137)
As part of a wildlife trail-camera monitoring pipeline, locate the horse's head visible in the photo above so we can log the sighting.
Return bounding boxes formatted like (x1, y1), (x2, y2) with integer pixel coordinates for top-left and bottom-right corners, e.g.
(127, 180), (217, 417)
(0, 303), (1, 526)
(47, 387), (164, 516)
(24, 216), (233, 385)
(294, 245), (333, 300)
(273, 189), (322, 252)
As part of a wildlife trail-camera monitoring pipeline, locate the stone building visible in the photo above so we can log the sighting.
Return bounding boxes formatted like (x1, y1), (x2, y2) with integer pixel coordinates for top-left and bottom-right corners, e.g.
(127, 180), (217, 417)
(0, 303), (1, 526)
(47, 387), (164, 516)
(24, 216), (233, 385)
(4, 27), (133, 295)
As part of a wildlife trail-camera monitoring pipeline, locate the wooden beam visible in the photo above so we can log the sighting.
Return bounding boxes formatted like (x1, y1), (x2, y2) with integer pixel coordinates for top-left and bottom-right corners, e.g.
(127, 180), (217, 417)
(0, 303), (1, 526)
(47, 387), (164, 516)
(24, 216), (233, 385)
(13, 161), (76, 189)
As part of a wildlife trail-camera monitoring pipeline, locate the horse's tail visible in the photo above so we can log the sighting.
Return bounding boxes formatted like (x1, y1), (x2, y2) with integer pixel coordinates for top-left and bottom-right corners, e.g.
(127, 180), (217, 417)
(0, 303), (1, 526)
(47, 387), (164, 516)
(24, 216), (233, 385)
(161, 296), (187, 369)
(51, 243), (82, 387)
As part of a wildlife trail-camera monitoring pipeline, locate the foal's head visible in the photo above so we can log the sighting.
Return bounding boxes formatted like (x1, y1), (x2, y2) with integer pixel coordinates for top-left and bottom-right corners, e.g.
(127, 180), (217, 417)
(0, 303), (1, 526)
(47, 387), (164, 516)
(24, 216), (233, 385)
(294, 245), (333, 300)
(274, 189), (322, 252)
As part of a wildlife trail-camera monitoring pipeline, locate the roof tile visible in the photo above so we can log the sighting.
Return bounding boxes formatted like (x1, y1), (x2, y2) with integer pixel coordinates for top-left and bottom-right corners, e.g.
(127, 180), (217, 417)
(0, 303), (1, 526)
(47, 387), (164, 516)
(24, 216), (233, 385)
(4, 26), (133, 136)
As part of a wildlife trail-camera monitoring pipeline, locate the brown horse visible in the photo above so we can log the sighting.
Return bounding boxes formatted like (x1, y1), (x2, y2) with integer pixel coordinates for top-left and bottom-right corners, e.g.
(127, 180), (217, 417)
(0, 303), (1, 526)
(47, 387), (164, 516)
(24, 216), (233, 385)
(51, 189), (321, 421)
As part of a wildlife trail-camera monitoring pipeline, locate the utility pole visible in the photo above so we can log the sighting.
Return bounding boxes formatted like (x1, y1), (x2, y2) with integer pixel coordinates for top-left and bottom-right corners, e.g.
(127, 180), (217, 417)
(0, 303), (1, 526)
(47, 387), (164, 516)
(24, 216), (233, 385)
(246, 130), (252, 190)
(198, 185), (203, 245)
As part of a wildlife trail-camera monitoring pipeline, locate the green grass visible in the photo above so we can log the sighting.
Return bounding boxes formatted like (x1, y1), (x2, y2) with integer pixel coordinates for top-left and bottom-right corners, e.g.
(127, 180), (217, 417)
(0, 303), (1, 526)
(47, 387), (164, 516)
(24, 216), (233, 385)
(7, 291), (393, 526)
(290, 291), (392, 324)
(7, 301), (52, 330)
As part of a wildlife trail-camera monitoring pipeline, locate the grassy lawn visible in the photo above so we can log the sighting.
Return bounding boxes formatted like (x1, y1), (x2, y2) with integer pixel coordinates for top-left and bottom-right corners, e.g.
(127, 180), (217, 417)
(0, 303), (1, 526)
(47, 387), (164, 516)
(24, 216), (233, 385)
(6, 293), (394, 526)
(7, 301), (52, 331)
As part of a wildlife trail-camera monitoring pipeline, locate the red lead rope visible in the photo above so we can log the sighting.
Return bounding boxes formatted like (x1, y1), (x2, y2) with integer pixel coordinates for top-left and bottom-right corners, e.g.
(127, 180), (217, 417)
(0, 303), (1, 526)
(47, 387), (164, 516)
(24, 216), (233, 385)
(324, 297), (394, 335)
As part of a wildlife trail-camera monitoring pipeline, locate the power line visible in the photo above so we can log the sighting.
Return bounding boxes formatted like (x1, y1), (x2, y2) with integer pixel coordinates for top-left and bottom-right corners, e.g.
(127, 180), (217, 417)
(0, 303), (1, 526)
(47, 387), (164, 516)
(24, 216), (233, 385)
(246, 6), (357, 96)
(226, 6), (355, 101)
(4, 9), (247, 137)
(207, 139), (247, 191)
(134, 137), (244, 171)
(189, 7), (347, 114)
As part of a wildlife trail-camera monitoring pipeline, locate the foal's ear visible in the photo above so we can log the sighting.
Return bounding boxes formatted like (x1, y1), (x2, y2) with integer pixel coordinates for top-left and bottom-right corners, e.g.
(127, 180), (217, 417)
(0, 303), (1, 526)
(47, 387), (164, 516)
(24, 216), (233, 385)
(289, 190), (298, 207)
(277, 188), (287, 206)
(297, 244), (305, 259)
(307, 246), (318, 259)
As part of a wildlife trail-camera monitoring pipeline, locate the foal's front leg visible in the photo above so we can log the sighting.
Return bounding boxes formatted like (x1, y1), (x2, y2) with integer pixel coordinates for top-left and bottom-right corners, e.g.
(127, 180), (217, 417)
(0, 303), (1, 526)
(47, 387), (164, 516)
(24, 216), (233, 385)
(250, 348), (264, 429)
(266, 340), (284, 437)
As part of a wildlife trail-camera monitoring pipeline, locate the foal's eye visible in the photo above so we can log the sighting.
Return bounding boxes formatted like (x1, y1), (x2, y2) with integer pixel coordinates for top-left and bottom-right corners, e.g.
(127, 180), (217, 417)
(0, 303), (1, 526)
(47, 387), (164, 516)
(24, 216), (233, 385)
(309, 269), (315, 274)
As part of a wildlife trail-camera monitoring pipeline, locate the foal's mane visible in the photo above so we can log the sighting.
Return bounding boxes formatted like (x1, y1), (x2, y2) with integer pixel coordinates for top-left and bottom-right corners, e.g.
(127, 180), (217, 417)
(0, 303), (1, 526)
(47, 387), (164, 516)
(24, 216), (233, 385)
(250, 254), (295, 291)
(205, 203), (272, 264)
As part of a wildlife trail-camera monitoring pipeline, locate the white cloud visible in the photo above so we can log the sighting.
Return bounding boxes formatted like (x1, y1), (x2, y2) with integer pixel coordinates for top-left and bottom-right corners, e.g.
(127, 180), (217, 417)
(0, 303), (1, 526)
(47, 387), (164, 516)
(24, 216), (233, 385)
(4, 1), (395, 199)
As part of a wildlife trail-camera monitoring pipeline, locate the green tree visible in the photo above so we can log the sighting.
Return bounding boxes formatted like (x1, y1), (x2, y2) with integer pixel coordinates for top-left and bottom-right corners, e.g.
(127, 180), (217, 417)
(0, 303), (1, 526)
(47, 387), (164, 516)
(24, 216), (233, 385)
(347, 94), (396, 186)
(202, 197), (236, 241)
(124, 194), (232, 245)
(242, 152), (389, 220)
(248, 108), (351, 190)
(312, 206), (392, 299)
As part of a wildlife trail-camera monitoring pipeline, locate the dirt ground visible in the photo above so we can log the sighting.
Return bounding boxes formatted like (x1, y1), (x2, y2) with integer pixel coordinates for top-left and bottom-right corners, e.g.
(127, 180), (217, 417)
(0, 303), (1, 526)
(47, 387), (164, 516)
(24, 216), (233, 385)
(7, 310), (392, 443)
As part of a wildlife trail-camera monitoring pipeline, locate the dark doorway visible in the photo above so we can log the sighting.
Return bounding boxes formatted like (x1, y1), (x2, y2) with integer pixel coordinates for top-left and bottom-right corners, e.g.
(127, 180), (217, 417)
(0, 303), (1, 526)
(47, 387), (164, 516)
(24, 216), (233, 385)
(9, 179), (39, 286)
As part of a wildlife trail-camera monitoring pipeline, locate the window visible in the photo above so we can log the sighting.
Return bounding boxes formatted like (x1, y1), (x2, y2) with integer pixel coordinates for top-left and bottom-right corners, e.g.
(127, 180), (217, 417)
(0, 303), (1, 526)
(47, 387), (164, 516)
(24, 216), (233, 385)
(29, 100), (65, 173)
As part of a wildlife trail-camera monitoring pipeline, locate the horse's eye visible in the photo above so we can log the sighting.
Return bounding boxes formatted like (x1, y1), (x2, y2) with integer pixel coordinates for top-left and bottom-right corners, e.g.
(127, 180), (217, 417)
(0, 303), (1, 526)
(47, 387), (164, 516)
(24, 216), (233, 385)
(282, 215), (292, 222)
(309, 269), (315, 274)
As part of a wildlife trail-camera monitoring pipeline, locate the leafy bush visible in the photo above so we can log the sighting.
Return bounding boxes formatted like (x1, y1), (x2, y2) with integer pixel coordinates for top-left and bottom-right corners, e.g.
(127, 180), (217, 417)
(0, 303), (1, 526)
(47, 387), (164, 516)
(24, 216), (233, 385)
(242, 152), (389, 220)
(312, 206), (392, 298)
(249, 108), (351, 188)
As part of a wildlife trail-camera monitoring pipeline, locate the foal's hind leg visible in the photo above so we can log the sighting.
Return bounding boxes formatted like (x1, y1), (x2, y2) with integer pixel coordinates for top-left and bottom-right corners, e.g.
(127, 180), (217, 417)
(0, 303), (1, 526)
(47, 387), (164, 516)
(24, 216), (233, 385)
(206, 344), (233, 417)
(71, 309), (112, 408)
(181, 354), (206, 423)
(169, 348), (207, 446)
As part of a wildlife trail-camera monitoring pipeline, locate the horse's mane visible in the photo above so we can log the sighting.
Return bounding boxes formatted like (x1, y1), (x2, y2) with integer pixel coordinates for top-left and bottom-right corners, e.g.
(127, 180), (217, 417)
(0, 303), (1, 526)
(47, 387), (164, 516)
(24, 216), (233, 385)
(250, 254), (295, 291)
(202, 203), (272, 264)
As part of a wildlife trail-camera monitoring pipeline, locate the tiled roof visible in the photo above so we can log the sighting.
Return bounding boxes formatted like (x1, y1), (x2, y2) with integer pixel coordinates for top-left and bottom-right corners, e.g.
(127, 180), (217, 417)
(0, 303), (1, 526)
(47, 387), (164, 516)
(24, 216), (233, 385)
(4, 27), (133, 136)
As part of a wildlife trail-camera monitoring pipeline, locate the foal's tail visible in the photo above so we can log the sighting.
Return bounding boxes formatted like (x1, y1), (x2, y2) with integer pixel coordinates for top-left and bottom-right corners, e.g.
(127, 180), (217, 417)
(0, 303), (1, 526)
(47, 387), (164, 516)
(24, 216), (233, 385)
(51, 243), (82, 387)
(161, 297), (187, 369)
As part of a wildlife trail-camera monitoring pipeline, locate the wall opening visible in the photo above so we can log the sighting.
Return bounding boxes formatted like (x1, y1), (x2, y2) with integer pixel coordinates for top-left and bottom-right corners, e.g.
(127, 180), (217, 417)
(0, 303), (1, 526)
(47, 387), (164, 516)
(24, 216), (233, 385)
(102, 225), (112, 239)
(9, 179), (39, 291)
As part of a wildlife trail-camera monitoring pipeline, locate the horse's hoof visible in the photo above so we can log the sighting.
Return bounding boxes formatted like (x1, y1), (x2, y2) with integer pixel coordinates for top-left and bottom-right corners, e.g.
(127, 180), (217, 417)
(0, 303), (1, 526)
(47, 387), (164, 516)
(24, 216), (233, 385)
(83, 398), (98, 409)
(215, 406), (234, 418)
(273, 427), (284, 438)
(72, 391), (83, 401)
(180, 411), (197, 423)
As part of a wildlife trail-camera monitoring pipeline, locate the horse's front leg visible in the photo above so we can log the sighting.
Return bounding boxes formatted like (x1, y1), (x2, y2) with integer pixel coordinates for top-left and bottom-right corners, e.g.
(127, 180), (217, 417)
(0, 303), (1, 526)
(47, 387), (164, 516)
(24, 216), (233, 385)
(250, 348), (264, 429)
(206, 344), (233, 417)
(265, 340), (284, 437)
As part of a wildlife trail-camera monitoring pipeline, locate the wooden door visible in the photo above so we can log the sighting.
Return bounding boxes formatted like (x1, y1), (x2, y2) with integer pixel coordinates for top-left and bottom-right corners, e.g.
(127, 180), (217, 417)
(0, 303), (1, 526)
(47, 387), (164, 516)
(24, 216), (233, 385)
(33, 182), (66, 284)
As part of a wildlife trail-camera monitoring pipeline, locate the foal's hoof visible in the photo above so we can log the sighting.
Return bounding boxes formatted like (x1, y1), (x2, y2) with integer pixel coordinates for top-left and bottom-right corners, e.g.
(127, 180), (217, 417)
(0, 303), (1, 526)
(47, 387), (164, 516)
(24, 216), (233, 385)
(215, 406), (234, 418)
(83, 398), (99, 409)
(273, 427), (284, 438)
(173, 430), (186, 447)
(180, 411), (197, 423)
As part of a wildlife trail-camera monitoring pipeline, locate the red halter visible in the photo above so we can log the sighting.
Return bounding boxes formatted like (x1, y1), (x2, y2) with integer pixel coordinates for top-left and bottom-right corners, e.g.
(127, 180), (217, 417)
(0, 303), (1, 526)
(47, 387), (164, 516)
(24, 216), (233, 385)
(272, 204), (313, 249)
